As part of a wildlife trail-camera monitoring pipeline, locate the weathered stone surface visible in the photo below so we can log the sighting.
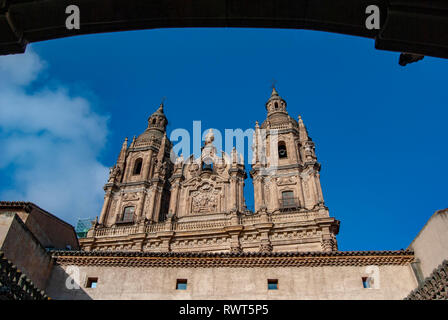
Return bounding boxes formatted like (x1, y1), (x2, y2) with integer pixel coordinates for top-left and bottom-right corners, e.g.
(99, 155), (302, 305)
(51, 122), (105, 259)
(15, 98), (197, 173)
(82, 89), (339, 254)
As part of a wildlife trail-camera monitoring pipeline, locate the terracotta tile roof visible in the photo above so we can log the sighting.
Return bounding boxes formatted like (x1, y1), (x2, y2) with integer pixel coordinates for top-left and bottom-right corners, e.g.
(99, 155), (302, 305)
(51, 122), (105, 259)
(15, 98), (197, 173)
(405, 259), (448, 300)
(51, 250), (414, 268)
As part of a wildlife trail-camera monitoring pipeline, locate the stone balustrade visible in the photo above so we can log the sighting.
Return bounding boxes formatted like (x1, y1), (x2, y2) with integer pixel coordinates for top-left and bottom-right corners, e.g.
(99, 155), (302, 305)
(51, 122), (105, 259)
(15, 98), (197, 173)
(92, 209), (326, 239)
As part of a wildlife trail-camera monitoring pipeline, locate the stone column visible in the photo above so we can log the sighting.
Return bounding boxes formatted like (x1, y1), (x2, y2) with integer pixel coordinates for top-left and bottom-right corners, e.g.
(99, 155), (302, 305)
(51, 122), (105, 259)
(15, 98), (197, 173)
(98, 190), (112, 224)
(239, 179), (244, 211)
(309, 170), (319, 206)
(123, 157), (133, 182)
(315, 172), (324, 204)
(297, 175), (306, 208)
(272, 180), (279, 211)
(112, 191), (124, 224)
(152, 186), (162, 222)
(136, 190), (147, 222)
(144, 150), (153, 180)
(146, 187), (157, 221)
(253, 176), (262, 212)
(229, 176), (237, 211)
(168, 182), (179, 215)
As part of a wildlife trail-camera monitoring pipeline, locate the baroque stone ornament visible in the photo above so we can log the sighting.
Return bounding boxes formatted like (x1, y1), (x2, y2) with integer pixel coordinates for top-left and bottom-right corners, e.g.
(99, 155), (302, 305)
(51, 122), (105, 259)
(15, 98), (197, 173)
(191, 183), (220, 214)
(82, 88), (340, 254)
(107, 165), (121, 183)
(259, 243), (273, 253)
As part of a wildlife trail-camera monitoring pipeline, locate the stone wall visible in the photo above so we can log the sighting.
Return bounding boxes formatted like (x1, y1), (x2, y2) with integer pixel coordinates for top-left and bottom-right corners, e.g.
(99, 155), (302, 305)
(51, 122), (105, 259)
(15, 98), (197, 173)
(46, 264), (417, 300)
(408, 208), (448, 278)
(0, 212), (53, 291)
(46, 250), (417, 300)
(0, 201), (79, 250)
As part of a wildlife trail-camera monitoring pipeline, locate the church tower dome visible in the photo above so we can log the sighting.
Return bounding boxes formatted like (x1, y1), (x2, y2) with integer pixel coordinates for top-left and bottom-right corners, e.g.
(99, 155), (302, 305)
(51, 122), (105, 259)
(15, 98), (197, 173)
(262, 87), (298, 129)
(135, 102), (168, 145)
(266, 87), (287, 114)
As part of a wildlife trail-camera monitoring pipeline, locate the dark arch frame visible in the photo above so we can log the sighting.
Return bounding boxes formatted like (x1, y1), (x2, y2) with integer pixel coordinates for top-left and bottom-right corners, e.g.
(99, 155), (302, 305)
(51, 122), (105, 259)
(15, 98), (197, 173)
(1, 0), (447, 61)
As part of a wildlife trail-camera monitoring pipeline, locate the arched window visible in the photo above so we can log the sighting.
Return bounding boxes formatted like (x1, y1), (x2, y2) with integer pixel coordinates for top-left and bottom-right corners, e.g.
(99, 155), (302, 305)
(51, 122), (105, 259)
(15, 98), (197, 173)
(281, 191), (295, 207)
(122, 206), (135, 222)
(133, 158), (143, 175)
(275, 102), (279, 109)
(152, 118), (157, 125)
(278, 141), (287, 158)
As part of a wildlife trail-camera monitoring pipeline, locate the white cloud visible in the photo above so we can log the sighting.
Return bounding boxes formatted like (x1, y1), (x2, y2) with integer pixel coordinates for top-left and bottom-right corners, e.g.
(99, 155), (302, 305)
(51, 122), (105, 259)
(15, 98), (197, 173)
(0, 49), (109, 225)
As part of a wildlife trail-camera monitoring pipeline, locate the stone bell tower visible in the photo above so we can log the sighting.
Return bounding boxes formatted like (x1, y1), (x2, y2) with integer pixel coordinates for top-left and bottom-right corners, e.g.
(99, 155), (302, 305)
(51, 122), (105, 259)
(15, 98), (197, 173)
(97, 102), (173, 228)
(251, 87), (339, 251)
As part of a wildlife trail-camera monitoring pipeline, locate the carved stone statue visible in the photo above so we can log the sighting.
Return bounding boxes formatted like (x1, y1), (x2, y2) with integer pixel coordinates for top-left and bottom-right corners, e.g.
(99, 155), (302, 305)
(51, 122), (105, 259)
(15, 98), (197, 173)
(108, 165), (121, 183)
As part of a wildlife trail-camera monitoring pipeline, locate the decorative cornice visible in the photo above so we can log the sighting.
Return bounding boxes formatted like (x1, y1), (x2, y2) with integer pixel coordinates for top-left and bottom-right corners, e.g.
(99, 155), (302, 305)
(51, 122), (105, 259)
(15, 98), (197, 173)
(118, 181), (152, 188)
(51, 250), (414, 268)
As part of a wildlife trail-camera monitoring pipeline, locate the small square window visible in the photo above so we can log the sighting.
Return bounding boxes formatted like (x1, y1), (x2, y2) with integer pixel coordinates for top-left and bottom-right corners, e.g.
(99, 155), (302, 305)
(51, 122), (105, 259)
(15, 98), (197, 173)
(176, 279), (187, 290)
(86, 277), (98, 288)
(362, 277), (371, 289)
(267, 279), (278, 290)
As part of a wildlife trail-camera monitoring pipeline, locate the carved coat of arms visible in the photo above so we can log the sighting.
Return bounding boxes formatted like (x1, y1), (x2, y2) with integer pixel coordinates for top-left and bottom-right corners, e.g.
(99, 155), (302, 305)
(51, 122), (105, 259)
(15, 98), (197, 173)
(191, 183), (220, 214)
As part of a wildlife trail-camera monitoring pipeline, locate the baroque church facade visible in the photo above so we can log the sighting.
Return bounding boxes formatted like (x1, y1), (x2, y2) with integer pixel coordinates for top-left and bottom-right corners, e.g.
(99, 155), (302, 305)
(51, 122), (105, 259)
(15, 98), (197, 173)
(2, 88), (447, 300)
(81, 88), (340, 253)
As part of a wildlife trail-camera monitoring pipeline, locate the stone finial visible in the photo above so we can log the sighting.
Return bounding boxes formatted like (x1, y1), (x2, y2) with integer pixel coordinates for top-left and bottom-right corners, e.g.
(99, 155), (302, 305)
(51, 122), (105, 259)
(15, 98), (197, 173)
(204, 129), (214, 146)
(298, 115), (309, 141)
(231, 147), (237, 164)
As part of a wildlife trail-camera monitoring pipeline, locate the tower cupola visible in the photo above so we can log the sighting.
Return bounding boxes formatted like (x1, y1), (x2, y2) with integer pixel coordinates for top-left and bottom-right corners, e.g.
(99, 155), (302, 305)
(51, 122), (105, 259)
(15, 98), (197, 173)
(266, 87), (287, 115)
(135, 102), (168, 145)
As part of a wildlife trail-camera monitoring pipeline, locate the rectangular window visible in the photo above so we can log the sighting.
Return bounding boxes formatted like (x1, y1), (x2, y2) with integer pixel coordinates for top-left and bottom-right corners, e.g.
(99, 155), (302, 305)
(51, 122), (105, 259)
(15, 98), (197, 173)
(267, 279), (278, 290)
(281, 191), (295, 207)
(86, 277), (98, 288)
(176, 279), (187, 290)
(362, 277), (371, 289)
(122, 206), (135, 222)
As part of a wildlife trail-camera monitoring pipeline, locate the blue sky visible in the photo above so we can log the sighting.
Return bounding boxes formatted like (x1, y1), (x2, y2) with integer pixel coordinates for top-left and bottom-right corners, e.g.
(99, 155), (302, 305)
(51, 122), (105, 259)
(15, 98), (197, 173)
(0, 28), (447, 251)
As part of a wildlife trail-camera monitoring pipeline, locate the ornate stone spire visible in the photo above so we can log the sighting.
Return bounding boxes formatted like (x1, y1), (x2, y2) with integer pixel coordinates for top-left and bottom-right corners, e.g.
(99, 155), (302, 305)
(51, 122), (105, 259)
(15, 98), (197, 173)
(298, 115), (309, 141)
(147, 101), (168, 130)
(152, 102), (165, 117)
(117, 137), (128, 164)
